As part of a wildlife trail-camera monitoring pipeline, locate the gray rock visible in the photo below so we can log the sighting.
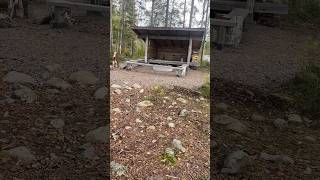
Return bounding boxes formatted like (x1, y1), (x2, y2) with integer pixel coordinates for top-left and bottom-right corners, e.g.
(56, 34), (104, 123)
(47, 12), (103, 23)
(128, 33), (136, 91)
(172, 139), (186, 153)
(13, 86), (37, 103)
(137, 100), (153, 107)
(94, 87), (107, 100)
(85, 126), (108, 143)
(226, 121), (247, 134)
(177, 97), (187, 104)
(5, 146), (35, 162)
(132, 83), (141, 89)
(111, 84), (122, 89)
(69, 71), (98, 85)
(221, 150), (248, 174)
(273, 118), (288, 129)
(47, 78), (72, 90)
(114, 89), (122, 95)
(3, 71), (36, 85)
(287, 114), (303, 124)
(304, 136), (316, 142)
(215, 103), (229, 112)
(168, 122), (175, 128)
(260, 152), (294, 164)
(50, 118), (65, 130)
(111, 161), (127, 177)
(44, 63), (61, 72)
(179, 109), (189, 117)
(251, 113), (266, 121)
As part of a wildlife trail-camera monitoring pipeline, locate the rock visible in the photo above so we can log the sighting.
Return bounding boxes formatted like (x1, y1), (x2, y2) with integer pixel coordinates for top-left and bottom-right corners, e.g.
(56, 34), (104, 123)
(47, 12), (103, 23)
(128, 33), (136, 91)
(215, 115), (238, 125)
(94, 87), (107, 100)
(179, 109), (189, 117)
(125, 126), (132, 130)
(69, 71), (98, 85)
(260, 152), (294, 164)
(5, 146), (35, 162)
(132, 83), (141, 89)
(137, 100), (153, 107)
(44, 63), (61, 72)
(251, 113), (266, 121)
(177, 97), (187, 104)
(273, 118), (288, 129)
(167, 117), (172, 121)
(3, 71), (36, 85)
(47, 78), (72, 90)
(221, 150), (248, 174)
(13, 86), (37, 103)
(114, 89), (122, 95)
(226, 121), (247, 134)
(304, 136), (316, 142)
(112, 108), (121, 113)
(168, 122), (175, 128)
(139, 89), (144, 93)
(50, 118), (65, 130)
(111, 161), (127, 177)
(147, 126), (156, 130)
(85, 126), (108, 143)
(135, 119), (142, 123)
(81, 146), (96, 159)
(111, 84), (122, 89)
(172, 139), (186, 153)
(287, 114), (303, 124)
(125, 98), (130, 103)
(215, 103), (228, 112)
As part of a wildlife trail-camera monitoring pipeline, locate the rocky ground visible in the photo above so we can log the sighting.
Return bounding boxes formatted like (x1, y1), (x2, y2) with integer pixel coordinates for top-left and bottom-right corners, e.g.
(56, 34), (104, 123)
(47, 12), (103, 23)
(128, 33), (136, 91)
(0, 7), (110, 179)
(110, 83), (210, 179)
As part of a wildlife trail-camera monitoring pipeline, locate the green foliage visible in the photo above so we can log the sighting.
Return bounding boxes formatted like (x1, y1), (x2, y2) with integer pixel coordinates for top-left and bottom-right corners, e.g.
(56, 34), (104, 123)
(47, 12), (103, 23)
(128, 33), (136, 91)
(160, 153), (176, 166)
(199, 75), (210, 99)
(151, 85), (166, 96)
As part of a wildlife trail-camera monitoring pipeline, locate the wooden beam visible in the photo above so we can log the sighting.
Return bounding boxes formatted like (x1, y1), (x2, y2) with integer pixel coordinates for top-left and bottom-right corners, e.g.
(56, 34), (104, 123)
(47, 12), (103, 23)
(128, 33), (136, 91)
(187, 36), (192, 66)
(144, 34), (149, 63)
(138, 35), (202, 41)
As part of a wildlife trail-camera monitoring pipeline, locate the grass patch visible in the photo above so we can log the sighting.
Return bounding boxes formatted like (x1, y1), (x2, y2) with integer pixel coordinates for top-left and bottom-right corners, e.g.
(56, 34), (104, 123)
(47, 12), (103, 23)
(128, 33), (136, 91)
(151, 85), (166, 96)
(199, 76), (210, 99)
(160, 153), (176, 166)
(199, 61), (210, 71)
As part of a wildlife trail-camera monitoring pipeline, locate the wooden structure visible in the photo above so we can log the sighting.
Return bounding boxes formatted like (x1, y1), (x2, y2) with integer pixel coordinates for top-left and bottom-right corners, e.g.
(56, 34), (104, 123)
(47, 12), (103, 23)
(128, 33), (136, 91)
(48, 0), (109, 27)
(211, 0), (288, 48)
(126, 27), (205, 77)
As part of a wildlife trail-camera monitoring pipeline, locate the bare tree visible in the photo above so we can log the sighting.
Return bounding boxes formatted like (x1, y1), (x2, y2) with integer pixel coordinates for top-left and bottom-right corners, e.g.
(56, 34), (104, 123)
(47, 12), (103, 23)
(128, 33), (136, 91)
(189, 0), (195, 28)
(165, 0), (170, 27)
(150, 0), (155, 27)
(169, 0), (175, 27)
(119, 0), (126, 54)
(183, 0), (186, 28)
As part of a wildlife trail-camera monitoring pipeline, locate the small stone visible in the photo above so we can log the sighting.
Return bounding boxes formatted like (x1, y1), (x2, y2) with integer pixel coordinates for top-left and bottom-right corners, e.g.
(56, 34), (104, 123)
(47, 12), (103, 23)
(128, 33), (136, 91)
(221, 150), (248, 174)
(13, 86), (37, 103)
(44, 63), (61, 72)
(152, 140), (157, 143)
(304, 136), (316, 142)
(287, 114), (303, 124)
(85, 126), (108, 143)
(69, 71), (98, 85)
(167, 117), (172, 121)
(139, 89), (144, 93)
(111, 84), (122, 89)
(94, 87), (107, 100)
(147, 126), (156, 130)
(137, 100), (153, 107)
(3, 71), (36, 85)
(125, 98), (130, 103)
(200, 97), (205, 101)
(47, 78), (72, 90)
(273, 118), (288, 129)
(111, 161), (127, 177)
(251, 113), (266, 121)
(112, 108), (121, 113)
(132, 83), (141, 89)
(125, 126), (132, 130)
(135, 119), (142, 123)
(172, 101), (177, 105)
(168, 123), (175, 128)
(5, 146), (35, 162)
(172, 139), (186, 153)
(177, 97), (187, 104)
(50, 118), (65, 130)
(114, 89), (122, 95)
(179, 109), (189, 117)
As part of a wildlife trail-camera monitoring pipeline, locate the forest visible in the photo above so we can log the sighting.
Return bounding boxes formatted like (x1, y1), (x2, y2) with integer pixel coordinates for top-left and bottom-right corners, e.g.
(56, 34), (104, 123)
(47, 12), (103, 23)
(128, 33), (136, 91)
(111, 0), (210, 61)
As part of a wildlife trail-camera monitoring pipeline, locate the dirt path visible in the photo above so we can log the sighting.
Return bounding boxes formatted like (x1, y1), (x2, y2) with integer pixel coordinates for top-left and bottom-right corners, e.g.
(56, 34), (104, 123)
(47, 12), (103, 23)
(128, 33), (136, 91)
(213, 24), (314, 91)
(111, 68), (208, 89)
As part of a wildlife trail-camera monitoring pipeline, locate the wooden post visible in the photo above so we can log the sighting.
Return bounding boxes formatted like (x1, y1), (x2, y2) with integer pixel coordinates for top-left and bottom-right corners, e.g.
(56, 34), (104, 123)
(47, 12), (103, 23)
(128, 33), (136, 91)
(144, 34), (149, 63)
(187, 36), (192, 66)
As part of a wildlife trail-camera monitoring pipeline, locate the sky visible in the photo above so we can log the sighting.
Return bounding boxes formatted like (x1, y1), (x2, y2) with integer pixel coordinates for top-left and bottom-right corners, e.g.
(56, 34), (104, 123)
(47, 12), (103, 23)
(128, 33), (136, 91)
(137, 0), (209, 28)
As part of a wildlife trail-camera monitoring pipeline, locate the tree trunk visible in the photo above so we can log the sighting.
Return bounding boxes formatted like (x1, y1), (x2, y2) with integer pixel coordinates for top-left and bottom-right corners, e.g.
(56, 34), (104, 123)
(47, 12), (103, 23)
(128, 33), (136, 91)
(200, 0), (209, 63)
(169, 0), (175, 27)
(183, 0), (186, 28)
(119, 0), (126, 54)
(150, 0), (155, 27)
(165, 0), (170, 27)
(200, 0), (207, 27)
(189, 0), (194, 28)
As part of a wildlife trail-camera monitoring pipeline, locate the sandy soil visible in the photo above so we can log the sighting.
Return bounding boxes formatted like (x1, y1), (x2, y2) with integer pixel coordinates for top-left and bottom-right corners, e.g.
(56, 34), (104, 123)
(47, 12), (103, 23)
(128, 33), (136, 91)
(111, 68), (209, 90)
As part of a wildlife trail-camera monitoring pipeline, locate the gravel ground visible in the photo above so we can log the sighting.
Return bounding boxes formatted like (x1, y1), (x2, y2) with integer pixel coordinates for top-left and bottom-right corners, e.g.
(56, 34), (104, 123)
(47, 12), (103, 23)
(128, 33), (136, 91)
(111, 68), (209, 89)
(212, 24), (315, 91)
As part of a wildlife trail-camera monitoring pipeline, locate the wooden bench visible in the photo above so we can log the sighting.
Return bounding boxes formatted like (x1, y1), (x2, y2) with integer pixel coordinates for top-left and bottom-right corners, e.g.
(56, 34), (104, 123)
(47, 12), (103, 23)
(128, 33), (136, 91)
(212, 8), (249, 48)
(48, 0), (108, 27)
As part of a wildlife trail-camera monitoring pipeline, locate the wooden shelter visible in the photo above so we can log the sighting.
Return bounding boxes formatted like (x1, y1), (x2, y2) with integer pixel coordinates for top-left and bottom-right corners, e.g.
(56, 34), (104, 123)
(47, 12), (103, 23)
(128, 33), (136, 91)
(126, 27), (206, 77)
(211, 0), (288, 48)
